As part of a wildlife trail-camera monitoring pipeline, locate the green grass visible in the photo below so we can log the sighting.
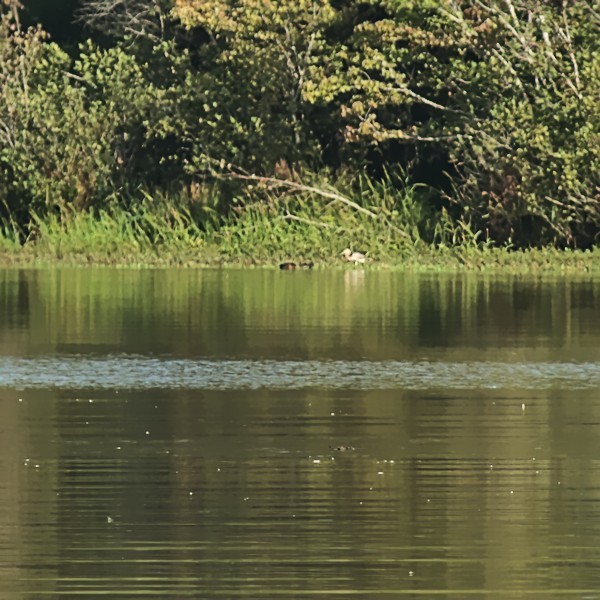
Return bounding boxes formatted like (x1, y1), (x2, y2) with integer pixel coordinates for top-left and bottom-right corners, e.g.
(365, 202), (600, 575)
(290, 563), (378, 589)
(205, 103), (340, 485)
(0, 181), (598, 274)
(19, 197), (215, 266)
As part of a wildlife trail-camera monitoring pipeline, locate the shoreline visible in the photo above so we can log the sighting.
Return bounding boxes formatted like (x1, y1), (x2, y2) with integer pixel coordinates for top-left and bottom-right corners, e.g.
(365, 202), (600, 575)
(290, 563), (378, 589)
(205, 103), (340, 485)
(0, 246), (597, 275)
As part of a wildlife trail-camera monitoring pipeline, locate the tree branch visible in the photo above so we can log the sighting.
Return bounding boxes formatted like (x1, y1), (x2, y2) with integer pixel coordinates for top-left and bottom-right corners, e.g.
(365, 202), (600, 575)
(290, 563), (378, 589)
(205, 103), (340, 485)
(280, 212), (331, 229)
(215, 170), (413, 241)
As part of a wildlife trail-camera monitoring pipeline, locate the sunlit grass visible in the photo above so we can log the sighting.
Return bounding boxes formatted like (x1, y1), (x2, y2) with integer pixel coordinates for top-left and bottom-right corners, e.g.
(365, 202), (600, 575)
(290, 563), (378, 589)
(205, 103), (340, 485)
(0, 178), (597, 274)
(16, 195), (214, 265)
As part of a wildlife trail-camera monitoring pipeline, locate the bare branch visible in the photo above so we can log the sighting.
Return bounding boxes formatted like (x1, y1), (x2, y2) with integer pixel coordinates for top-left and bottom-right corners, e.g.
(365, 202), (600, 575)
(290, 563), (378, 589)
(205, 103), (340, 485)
(490, 47), (525, 94)
(559, 5), (582, 93)
(76, 0), (168, 41)
(584, 0), (600, 25)
(216, 171), (413, 241)
(473, 0), (536, 62)
(388, 85), (450, 112)
(223, 172), (380, 219)
(64, 72), (87, 83)
(0, 118), (15, 149)
(280, 213), (331, 229)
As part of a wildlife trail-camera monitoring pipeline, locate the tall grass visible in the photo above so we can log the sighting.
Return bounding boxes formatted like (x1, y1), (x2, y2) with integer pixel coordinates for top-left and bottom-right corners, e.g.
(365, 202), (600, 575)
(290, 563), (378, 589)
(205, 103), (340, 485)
(24, 194), (211, 264)
(215, 170), (446, 263)
(0, 173), (597, 273)
(0, 215), (22, 256)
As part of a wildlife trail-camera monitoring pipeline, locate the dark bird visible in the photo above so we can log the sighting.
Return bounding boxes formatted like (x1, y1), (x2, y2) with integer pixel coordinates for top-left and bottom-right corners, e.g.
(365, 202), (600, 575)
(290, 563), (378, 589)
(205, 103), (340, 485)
(280, 261), (314, 270)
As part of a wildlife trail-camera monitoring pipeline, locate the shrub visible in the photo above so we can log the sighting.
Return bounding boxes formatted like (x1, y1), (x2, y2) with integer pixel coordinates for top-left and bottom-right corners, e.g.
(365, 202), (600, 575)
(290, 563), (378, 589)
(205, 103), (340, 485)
(0, 9), (172, 220)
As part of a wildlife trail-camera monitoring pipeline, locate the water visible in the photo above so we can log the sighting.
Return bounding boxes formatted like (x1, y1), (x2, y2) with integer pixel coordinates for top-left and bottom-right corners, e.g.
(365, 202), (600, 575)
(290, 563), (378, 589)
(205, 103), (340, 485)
(0, 268), (599, 598)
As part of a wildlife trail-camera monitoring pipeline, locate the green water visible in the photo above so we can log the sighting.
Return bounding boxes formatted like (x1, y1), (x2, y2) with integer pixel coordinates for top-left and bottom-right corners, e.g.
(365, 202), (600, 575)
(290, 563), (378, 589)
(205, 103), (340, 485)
(0, 268), (599, 598)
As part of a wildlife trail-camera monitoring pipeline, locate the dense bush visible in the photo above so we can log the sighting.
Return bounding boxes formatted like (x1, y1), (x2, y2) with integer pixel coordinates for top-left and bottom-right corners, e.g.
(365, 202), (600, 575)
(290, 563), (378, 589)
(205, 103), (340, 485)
(0, 10), (183, 217)
(0, 0), (598, 248)
(173, 0), (599, 247)
(436, 1), (600, 247)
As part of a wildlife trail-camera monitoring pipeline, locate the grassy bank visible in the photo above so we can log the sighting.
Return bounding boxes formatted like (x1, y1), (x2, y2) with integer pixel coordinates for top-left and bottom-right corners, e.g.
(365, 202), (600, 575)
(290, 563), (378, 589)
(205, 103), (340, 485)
(0, 194), (597, 274)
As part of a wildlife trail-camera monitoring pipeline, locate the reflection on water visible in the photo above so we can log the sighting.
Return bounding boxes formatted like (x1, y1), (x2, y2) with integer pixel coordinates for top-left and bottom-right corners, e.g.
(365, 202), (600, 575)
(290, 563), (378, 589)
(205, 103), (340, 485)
(0, 268), (599, 598)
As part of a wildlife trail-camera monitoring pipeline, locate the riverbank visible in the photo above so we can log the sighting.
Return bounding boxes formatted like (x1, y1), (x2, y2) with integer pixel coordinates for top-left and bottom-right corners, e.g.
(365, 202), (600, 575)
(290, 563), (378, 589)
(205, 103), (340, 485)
(1, 238), (597, 275)
(0, 202), (597, 274)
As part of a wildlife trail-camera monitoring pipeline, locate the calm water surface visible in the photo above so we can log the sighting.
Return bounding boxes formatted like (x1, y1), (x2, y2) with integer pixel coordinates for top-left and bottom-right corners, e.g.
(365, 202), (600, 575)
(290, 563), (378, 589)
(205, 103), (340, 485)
(0, 268), (599, 598)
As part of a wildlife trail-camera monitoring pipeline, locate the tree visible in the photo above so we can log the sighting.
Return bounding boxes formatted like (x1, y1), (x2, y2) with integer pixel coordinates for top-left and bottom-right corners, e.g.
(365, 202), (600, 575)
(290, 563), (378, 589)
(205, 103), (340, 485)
(174, 0), (600, 246)
(0, 6), (174, 216)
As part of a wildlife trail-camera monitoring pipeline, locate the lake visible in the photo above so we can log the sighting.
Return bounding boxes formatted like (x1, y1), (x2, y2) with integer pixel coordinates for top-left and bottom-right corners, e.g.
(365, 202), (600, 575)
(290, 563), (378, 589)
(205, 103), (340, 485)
(0, 267), (599, 598)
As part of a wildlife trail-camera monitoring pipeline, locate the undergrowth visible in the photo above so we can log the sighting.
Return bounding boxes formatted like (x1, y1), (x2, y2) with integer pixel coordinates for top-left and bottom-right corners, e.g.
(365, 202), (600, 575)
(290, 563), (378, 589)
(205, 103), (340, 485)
(0, 176), (597, 273)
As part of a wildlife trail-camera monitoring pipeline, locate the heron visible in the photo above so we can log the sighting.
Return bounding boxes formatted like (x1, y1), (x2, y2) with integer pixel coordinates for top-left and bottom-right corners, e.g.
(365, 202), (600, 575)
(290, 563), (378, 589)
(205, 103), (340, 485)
(341, 248), (367, 264)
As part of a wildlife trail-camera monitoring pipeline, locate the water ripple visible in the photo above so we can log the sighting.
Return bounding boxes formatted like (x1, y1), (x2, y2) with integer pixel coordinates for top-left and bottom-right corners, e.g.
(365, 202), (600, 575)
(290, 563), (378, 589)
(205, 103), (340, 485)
(0, 356), (598, 390)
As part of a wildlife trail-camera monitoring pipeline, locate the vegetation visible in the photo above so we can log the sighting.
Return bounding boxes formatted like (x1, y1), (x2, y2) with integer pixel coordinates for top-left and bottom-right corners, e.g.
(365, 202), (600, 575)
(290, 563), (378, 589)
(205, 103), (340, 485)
(0, 0), (598, 267)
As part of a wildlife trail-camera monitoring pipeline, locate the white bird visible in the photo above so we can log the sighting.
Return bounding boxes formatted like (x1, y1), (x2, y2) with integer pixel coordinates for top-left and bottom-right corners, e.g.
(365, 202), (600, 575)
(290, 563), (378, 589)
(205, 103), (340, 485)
(341, 248), (367, 264)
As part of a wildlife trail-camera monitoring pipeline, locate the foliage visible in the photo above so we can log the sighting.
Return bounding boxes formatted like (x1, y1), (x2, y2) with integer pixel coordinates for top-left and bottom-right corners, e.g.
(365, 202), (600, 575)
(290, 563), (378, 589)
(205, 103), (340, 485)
(173, 0), (599, 246)
(437, 0), (600, 247)
(172, 0), (333, 173)
(0, 10), (177, 217)
(0, 0), (598, 251)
